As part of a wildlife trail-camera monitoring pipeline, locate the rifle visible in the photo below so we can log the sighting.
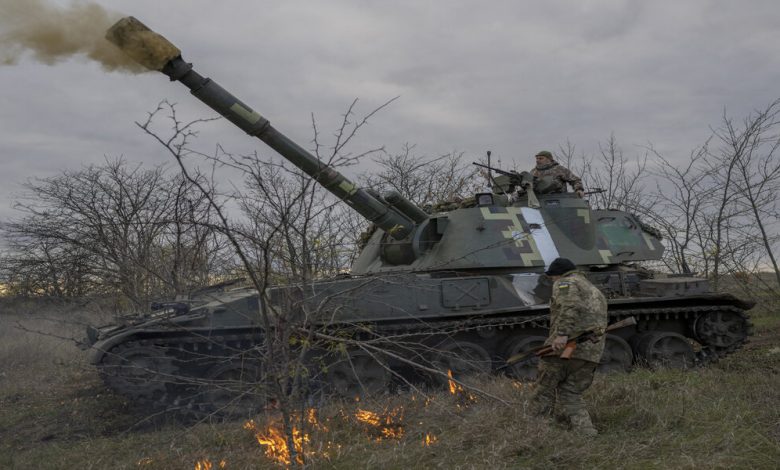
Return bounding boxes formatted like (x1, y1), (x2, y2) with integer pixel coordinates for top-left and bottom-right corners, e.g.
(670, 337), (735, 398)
(584, 188), (606, 195)
(503, 317), (637, 367)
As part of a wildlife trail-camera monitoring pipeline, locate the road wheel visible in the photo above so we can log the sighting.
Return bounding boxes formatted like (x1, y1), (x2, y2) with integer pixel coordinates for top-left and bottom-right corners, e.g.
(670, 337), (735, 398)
(633, 331), (695, 369)
(202, 360), (268, 419)
(326, 350), (390, 399)
(99, 342), (176, 401)
(693, 311), (751, 349)
(598, 334), (633, 373)
(432, 339), (492, 386)
(503, 335), (547, 381)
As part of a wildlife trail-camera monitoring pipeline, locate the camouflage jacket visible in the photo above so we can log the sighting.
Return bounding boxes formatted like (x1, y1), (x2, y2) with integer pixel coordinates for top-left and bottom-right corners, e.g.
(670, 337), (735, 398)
(531, 162), (584, 192)
(546, 271), (608, 363)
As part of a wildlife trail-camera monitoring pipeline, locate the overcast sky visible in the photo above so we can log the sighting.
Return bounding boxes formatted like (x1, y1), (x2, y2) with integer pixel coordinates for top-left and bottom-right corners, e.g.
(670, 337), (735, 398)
(1, 0), (779, 224)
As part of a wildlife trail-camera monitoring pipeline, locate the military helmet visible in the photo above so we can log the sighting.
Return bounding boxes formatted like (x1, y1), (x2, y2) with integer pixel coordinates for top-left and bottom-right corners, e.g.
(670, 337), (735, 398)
(535, 150), (553, 159)
(545, 257), (576, 276)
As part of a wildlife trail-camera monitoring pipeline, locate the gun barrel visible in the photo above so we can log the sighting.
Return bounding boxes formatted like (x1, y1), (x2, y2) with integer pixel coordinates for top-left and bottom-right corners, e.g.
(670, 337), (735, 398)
(106, 17), (416, 240)
(472, 161), (515, 178)
(383, 190), (429, 224)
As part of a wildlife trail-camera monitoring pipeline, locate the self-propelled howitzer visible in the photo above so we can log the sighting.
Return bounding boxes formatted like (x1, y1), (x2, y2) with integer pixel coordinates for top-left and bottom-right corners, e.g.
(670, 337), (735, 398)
(85, 17), (753, 417)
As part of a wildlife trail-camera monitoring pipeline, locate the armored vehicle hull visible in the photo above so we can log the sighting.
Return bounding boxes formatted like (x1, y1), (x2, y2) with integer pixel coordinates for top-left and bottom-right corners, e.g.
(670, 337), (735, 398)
(85, 263), (752, 416)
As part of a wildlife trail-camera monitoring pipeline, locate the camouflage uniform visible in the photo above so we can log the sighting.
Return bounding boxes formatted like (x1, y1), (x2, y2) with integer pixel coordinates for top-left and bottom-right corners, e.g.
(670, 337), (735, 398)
(531, 162), (584, 193)
(531, 271), (608, 435)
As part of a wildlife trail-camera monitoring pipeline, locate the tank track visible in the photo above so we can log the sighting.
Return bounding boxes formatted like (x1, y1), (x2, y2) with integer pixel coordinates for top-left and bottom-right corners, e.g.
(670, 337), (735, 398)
(98, 334), (266, 419)
(97, 304), (752, 416)
(363, 304), (752, 359)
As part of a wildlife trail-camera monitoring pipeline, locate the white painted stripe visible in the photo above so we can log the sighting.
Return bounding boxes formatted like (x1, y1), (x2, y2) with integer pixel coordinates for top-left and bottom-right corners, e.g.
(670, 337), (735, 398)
(520, 207), (559, 267)
(511, 273), (546, 305)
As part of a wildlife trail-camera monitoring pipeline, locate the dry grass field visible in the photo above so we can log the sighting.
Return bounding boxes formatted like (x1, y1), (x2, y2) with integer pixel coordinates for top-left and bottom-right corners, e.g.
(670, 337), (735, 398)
(1, 297), (778, 469)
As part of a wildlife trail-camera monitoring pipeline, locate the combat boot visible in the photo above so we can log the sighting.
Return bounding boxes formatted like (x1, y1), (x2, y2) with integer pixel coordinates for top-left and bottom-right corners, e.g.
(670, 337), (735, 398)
(569, 409), (597, 436)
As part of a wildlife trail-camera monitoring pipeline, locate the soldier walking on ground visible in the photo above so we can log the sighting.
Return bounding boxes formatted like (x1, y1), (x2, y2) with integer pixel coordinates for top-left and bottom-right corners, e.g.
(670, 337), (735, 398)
(530, 257), (608, 436)
(531, 150), (585, 198)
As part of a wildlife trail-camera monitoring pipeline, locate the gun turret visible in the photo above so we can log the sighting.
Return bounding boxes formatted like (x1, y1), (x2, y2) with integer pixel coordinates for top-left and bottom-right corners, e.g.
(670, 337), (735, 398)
(106, 17), (427, 262)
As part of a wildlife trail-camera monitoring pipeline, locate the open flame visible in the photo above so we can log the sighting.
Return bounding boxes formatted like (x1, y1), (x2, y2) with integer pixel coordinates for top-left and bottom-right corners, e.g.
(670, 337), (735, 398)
(235, 396), (456, 465)
(447, 369), (462, 394)
(244, 419), (310, 466)
(355, 409), (381, 426)
(423, 433), (438, 447)
(446, 369), (478, 406)
(243, 409), (332, 466)
(354, 407), (405, 441)
(194, 459), (226, 470)
(306, 408), (326, 430)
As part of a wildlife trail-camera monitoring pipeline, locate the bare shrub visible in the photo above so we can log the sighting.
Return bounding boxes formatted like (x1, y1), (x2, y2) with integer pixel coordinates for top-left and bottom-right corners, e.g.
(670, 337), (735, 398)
(1, 158), (230, 308)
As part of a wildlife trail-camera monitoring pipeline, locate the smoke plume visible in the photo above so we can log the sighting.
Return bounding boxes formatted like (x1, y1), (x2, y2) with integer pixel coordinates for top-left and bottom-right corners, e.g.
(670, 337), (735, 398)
(0, 0), (144, 72)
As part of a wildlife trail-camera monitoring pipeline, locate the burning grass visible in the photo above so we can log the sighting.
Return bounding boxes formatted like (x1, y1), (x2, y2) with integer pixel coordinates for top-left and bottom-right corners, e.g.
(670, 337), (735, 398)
(242, 408), (330, 466)
(194, 459), (226, 469)
(231, 379), (477, 467)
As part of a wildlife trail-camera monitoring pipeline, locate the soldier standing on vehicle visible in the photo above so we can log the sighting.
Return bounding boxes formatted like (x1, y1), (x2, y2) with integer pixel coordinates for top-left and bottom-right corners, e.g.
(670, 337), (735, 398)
(531, 150), (585, 198)
(530, 257), (608, 436)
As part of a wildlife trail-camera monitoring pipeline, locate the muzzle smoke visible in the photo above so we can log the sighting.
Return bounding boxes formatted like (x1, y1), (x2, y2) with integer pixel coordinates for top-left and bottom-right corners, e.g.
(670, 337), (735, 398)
(0, 0), (144, 72)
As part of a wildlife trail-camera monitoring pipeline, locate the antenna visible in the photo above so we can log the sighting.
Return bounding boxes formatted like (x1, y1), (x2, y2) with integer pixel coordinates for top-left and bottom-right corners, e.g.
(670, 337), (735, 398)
(486, 150), (492, 189)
